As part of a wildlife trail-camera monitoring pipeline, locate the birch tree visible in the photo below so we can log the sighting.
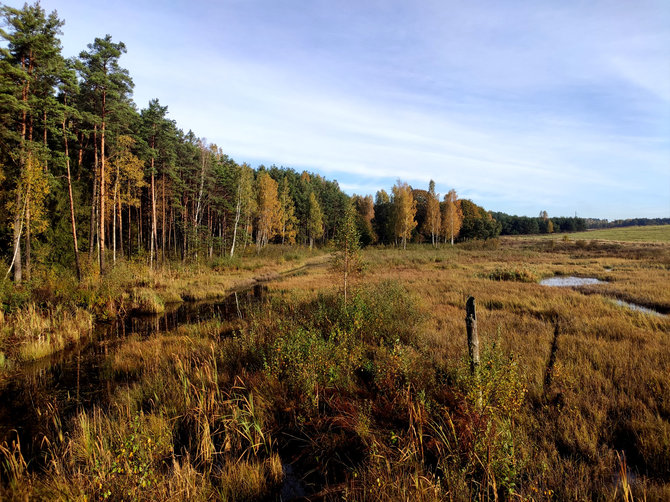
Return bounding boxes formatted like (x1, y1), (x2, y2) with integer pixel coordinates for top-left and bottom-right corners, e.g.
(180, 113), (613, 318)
(392, 180), (417, 250)
(332, 201), (361, 305)
(230, 163), (254, 257)
(255, 171), (280, 251)
(441, 189), (462, 245)
(307, 191), (323, 250)
(424, 180), (441, 247)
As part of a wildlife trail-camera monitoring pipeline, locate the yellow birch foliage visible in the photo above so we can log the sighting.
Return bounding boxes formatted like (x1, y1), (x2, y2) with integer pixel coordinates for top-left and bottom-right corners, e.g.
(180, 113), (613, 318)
(392, 180), (417, 249)
(307, 191), (323, 249)
(256, 172), (280, 249)
(441, 189), (462, 244)
(111, 135), (145, 211)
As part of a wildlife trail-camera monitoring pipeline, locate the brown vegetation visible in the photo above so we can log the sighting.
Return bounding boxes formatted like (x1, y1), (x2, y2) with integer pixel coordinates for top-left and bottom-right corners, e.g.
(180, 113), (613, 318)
(1, 239), (669, 500)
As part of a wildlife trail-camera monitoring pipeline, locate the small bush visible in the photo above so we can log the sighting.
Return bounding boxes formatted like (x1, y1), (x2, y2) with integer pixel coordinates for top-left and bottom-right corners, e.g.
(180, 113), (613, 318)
(487, 267), (537, 283)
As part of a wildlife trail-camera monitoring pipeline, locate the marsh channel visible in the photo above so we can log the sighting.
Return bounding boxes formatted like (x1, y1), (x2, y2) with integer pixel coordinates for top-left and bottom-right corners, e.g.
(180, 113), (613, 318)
(0, 285), (269, 474)
(539, 276), (665, 316)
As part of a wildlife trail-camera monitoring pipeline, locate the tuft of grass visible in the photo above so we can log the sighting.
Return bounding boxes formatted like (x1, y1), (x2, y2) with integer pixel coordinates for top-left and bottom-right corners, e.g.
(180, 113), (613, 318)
(3, 303), (93, 361)
(487, 266), (538, 282)
(130, 287), (166, 314)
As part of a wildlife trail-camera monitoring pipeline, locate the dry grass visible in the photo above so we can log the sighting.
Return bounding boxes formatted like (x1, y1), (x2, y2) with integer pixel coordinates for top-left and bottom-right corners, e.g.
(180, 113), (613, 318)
(1, 240), (669, 500)
(269, 241), (670, 499)
(0, 303), (93, 363)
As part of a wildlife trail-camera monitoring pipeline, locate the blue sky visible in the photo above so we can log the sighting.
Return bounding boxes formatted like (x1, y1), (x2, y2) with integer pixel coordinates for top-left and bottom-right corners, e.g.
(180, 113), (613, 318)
(8, 0), (670, 218)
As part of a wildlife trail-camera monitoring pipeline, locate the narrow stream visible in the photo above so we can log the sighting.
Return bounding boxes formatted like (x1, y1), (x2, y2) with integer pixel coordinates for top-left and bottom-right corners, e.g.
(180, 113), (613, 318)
(0, 285), (267, 467)
(540, 276), (665, 316)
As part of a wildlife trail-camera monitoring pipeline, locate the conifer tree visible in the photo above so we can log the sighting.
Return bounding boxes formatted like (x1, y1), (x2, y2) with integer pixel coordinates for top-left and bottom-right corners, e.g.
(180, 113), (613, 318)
(0, 2), (64, 282)
(77, 35), (133, 275)
(141, 99), (169, 267)
(278, 177), (297, 245)
(57, 62), (83, 280)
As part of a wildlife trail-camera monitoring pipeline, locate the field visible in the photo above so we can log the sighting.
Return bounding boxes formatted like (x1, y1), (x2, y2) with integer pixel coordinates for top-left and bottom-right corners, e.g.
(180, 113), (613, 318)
(1, 238), (669, 500)
(520, 224), (670, 243)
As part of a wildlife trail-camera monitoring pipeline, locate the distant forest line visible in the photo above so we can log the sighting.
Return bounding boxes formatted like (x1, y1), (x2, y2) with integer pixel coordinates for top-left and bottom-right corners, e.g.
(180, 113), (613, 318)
(1, 3), (666, 285)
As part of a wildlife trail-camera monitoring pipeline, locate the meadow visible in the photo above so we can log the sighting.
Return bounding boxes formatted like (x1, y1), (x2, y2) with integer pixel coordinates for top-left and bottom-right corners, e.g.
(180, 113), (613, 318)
(1, 238), (669, 501)
(521, 224), (670, 243)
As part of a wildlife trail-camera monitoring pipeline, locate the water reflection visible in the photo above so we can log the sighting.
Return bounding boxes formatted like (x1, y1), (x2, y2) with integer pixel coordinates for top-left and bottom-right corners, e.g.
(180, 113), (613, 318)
(0, 285), (266, 467)
(539, 276), (604, 287)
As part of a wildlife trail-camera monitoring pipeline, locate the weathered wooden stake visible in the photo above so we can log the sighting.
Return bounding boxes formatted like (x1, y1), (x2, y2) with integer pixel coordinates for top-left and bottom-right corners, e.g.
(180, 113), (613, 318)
(465, 296), (480, 375)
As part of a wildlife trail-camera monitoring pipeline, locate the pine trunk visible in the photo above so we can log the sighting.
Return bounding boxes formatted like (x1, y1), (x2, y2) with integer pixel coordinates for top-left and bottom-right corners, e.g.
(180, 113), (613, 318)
(150, 154), (156, 269)
(63, 116), (82, 281)
(99, 93), (106, 276)
(89, 126), (98, 257)
(161, 170), (166, 261)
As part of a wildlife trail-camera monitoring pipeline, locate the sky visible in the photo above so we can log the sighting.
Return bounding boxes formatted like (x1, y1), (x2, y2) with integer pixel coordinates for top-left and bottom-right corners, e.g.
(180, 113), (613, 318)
(6, 0), (670, 219)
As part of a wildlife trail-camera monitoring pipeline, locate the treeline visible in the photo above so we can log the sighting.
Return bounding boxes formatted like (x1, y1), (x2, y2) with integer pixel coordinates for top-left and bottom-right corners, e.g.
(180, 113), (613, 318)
(0, 3), (508, 286)
(585, 218), (670, 229)
(491, 212), (587, 235)
(354, 182), (501, 248)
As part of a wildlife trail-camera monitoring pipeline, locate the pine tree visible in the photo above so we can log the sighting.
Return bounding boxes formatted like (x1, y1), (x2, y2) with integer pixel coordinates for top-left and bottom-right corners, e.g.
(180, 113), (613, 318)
(57, 62), (83, 280)
(140, 99), (169, 267)
(0, 2), (64, 282)
(77, 35), (133, 275)
(278, 177), (297, 245)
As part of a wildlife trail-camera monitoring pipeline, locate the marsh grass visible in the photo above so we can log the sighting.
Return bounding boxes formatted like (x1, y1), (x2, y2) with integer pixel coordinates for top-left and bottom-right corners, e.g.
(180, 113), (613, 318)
(1, 240), (669, 499)
(0, 303), (93, 362)
(0, 247), (328, 372)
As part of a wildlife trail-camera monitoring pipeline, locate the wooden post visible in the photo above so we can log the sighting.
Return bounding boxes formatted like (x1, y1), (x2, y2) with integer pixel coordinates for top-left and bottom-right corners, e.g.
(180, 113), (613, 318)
(466, 296), (482, 409)
(465, 296), (479, 375)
